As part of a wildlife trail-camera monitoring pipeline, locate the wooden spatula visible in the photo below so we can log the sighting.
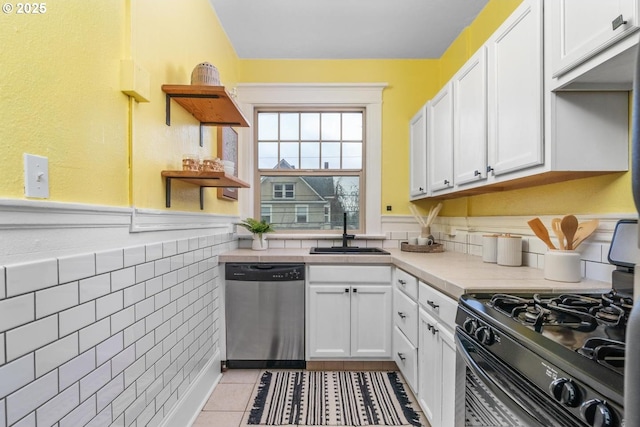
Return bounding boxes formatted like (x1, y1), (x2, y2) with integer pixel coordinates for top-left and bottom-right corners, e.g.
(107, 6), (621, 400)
(527, 217), (556, 250)
(551, 218), (565, 250)
(561, 215), (579, 250)
(573, 219), (599, 249)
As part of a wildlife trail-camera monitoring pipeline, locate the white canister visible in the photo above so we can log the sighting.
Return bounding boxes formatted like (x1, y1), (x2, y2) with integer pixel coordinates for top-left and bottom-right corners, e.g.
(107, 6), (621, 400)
(482, 234), (499, 263)
(497, 235), (522, 266)
(544, 250), (581, 282)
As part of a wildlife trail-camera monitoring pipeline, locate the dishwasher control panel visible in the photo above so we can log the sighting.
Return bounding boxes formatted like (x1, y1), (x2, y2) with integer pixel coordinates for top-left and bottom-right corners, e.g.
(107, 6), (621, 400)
(225, 263), (305, 281)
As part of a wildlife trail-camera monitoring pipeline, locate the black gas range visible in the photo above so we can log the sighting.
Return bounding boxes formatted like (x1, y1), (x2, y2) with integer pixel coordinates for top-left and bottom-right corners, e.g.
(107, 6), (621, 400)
(455, 220), (637, 427)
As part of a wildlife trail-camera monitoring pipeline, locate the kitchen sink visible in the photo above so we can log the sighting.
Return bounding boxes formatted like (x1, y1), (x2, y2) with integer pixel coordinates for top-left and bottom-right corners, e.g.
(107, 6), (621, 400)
(309, 247), (390, 255)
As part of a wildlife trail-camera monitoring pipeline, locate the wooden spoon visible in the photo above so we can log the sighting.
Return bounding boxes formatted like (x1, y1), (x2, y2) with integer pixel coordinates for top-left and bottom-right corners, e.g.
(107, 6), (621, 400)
(560, 215), (579, 250)
(527, 217), (556, 250)
(551, 218), (565, 250)
(573, 219), (599, 249)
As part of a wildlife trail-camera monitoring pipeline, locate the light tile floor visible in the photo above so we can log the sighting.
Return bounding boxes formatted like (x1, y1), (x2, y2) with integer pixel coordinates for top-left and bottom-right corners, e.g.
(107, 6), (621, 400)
(193, 369), (431, 427)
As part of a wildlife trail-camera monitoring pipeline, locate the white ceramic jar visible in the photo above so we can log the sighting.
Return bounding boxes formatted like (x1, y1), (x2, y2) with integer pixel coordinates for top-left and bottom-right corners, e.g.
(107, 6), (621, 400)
(482, 234), (498, 263)
(544, 250), (581, 282)
(497, 235), (522, 266)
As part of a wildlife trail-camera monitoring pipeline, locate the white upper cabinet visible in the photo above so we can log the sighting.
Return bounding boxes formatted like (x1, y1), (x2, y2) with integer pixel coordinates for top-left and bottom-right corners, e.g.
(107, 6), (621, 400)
(487, 0), (544, 177)
(427, 82), (454, 194)
(549, 0), (640, 79)
(453, 47), (488, 187)
(409, 104), (428, 199)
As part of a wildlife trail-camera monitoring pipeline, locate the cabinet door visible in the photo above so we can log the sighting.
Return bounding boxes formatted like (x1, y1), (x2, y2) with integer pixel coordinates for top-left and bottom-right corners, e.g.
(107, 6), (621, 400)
(409, 104), (428, 199)
(308, 285), (351, 358)
(550, 0), (639, 78)
(428, 82), (454, 193)
(418, 308), (440, 426)
(440, 326), (458, 427)
(454, 47), (487, 187)
(487, 0), (543, 177)
(351, 285), (392, 357)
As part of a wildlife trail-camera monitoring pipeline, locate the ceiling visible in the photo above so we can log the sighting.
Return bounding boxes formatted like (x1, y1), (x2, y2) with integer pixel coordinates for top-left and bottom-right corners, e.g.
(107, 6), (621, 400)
(208, 0), (489, 59)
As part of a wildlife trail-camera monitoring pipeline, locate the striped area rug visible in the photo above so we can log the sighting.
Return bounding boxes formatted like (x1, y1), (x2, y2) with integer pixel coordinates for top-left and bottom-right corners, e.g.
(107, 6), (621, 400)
(248, 371), (421, 426)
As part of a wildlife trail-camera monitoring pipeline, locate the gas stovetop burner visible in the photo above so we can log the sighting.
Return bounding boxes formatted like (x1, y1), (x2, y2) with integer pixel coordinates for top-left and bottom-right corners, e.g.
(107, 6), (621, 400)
(577, 337), (626, 374)
(489, 292), (630, 332)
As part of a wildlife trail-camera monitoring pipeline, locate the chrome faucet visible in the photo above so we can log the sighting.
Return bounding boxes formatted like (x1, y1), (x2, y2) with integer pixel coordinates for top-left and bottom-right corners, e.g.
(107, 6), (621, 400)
(341, 212), (355, 248)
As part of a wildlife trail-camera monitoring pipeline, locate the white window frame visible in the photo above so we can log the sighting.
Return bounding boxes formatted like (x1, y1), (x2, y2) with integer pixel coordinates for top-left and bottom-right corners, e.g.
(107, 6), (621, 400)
(236, 83), (386, 236)
(273, 183), (295, 199)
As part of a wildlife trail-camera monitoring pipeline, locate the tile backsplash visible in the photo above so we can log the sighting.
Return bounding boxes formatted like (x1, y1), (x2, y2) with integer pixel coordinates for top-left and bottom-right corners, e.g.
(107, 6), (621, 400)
(0, 232), (235, 427)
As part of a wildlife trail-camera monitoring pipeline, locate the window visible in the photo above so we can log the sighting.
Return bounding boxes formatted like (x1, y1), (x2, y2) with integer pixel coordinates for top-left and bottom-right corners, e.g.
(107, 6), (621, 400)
(238, 83), (385, 235)
(256, 109), (364, 232)
(273, 183), (294, 199)
(295, 205), (309, 223)
(261, 205), (272, 223)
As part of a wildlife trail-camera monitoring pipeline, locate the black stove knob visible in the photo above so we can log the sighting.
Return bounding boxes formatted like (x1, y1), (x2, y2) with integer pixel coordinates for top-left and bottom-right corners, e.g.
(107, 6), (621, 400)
(580, 399), (615, 427)
(463, 318), (478, 335)
(475, 326), (494, 345)
(549, 378), (580, 407)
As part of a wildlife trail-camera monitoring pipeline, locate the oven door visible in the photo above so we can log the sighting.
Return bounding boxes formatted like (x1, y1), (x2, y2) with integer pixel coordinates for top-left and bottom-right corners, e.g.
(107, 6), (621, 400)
(456, 329), (585, 427)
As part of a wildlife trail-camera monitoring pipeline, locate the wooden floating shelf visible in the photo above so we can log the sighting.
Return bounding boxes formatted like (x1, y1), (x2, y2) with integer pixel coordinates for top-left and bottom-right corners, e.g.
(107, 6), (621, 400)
(161, 85), (249, 127)
(161, 170), (250, 209)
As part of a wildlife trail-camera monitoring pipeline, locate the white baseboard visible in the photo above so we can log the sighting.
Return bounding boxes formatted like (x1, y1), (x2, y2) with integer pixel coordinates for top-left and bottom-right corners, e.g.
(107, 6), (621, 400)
(161, 350), (222, 427)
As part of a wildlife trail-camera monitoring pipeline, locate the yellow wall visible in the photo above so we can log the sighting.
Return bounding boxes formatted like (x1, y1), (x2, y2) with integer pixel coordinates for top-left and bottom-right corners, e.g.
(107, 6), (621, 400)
(239, 59), (439, 215)
(0, 1), (129, 205)
(0, 0), (635, 218)
(0, 0), (241, 214)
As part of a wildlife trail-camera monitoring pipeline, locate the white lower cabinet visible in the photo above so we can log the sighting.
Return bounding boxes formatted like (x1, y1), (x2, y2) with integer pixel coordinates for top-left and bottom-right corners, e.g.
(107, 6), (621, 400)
(308, 265), (392, 359)
(393, 268), (463, 427)
(393, 325), (418, 393)
(419, 308), (459, 427)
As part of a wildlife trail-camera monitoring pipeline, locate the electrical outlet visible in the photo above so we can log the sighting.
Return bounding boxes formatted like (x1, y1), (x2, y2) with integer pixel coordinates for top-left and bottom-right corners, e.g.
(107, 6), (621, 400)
(24, 154), (49, 198)
(386, 205), (392, 211)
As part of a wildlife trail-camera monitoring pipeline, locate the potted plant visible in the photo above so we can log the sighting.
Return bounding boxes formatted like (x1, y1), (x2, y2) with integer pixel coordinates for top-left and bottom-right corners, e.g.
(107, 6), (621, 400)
(237, 218), (275, 250)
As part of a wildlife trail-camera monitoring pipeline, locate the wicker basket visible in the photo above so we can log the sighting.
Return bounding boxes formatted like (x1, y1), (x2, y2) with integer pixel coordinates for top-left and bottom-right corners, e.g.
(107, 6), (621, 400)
(401, 242), (444, 253)
(191, 62), (220, 86)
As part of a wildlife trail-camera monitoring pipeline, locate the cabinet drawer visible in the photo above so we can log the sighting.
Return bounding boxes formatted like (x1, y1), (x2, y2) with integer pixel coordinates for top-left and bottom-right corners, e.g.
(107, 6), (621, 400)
(393, 326), (418, 394)
(393, 289), (418, 346)
(394, 268), (418, 299)
(418, 281), (457, 328)
(309, 265), (391, 284)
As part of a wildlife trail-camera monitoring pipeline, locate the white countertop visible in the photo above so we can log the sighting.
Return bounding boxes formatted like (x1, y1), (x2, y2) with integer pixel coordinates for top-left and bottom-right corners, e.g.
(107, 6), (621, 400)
(219, 248), (611, 300)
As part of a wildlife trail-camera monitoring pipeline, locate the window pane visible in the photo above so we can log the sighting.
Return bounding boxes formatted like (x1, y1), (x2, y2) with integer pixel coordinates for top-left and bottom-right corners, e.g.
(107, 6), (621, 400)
(280, 113), (299, 140)
(259, 175), (360, 231)
(321, 113), (340, 140)
(342, 142), (362, 169)
(300, 142), (320, 169)
(258, 113), (278, 140)
(301, 113), (320, 140)
(258, 142), (278, 169)
(342, 113), (362, 140)
(280, 143), (299, 169)
(321, 142), (340, 169)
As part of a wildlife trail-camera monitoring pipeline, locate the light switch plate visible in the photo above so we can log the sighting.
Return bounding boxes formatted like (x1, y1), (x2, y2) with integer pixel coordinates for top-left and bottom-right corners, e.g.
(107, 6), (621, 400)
(24, 153), (49, 198)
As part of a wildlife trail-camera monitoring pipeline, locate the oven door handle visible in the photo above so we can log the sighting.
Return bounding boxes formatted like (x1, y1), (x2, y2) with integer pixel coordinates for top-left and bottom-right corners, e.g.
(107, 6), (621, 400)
(455, 330), (546, 427)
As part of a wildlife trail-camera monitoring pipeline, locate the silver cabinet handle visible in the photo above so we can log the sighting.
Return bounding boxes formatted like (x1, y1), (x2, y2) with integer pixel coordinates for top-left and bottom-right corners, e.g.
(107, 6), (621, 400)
(444, 179), (450, 186)
(427, 300), (439, 310)
(474, 170), (481, 176)
(344, 288), (349, 293)
(397, 279), (406, 287)
(397, 352), (406, 361)
(427, 323), (439, 334)
(397, 311), (406, 319)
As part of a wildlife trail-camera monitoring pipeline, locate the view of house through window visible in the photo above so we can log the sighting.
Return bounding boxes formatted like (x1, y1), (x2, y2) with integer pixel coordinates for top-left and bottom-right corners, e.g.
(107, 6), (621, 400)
(256, 110), (364, 232)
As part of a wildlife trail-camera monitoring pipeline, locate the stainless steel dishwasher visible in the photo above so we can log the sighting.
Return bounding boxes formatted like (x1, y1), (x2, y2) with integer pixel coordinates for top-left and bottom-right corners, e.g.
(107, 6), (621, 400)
(225, 263), (305, 369)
